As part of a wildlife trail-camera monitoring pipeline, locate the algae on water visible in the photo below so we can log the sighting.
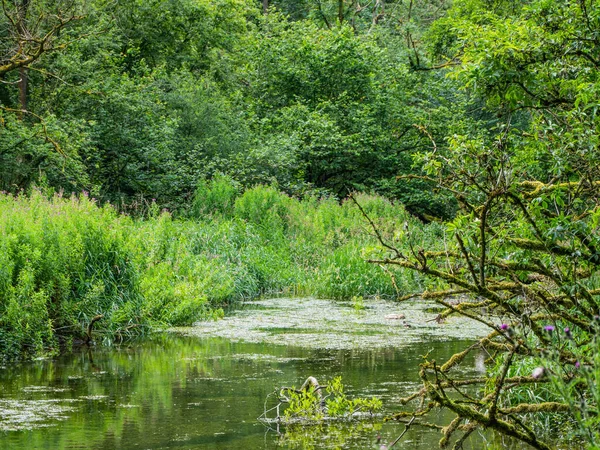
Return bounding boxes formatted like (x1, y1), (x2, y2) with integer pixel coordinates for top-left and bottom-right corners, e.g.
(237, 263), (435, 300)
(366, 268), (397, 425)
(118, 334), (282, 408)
(175, 297), (491, 350)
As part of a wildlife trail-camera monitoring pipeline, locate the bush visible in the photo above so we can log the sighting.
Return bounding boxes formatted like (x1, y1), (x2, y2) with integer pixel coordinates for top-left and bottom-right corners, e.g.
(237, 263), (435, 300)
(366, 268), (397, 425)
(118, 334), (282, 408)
(234, 184), (293, 233)
(191, 174), (240, 219)
(0, 191), (141, 358)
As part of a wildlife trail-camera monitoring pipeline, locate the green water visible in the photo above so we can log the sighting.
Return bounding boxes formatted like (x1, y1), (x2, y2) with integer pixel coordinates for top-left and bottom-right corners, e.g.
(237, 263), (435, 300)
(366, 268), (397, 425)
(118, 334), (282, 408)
(0, 298), (510, 449)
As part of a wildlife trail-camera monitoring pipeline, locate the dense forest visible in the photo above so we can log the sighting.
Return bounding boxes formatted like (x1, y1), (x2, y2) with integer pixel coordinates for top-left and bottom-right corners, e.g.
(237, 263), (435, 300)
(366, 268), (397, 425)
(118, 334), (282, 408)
(0, 0), (472, 219)
(1, 0), (599, 448)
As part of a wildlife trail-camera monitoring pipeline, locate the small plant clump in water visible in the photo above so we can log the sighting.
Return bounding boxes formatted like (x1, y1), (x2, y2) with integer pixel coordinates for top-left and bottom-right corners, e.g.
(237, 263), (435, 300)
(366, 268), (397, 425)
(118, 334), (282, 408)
(351, 295), (365, 311)
(261, 376), (382, 425)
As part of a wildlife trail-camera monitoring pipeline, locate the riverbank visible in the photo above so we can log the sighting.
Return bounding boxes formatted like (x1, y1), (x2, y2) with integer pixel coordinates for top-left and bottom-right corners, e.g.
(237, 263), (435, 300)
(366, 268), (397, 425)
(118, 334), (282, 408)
(0, 187), (441, 361)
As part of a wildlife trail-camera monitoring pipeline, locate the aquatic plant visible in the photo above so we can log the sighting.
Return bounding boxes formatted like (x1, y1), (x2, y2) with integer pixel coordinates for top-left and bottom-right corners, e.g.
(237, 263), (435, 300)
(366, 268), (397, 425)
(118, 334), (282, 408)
(261, 376), (382, 425)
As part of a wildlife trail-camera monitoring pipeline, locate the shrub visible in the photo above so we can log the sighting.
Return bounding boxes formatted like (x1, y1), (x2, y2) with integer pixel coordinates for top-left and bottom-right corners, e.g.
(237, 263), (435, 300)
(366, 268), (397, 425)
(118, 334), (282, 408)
(0, 188), (436, 360)
(191, 174), (240, 219)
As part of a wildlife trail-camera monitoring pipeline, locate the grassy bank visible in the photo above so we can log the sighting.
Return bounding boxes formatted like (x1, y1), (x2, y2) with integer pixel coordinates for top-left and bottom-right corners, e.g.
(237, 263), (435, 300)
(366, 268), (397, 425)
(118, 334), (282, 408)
(0, 183), (441, 360)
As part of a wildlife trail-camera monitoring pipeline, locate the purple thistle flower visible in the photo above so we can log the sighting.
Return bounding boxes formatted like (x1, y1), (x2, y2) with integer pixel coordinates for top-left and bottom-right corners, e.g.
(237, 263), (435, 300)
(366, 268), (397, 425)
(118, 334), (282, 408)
(564, 327), (573, 339)
(500, 324), (509, 331)
(544, 325), (555, 332)
(575, 361), (581, 369)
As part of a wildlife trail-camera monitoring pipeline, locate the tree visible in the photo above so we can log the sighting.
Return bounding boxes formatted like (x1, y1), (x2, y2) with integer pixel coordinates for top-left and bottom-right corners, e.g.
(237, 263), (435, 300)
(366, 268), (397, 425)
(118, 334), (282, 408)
(237, 13), (468, 218)
(369, 0), (600, 447)
(0, 0), (83, 76)
(0, 0), (257, 204)
(0, 1), (89, 192)
(0, 0), (83, 108)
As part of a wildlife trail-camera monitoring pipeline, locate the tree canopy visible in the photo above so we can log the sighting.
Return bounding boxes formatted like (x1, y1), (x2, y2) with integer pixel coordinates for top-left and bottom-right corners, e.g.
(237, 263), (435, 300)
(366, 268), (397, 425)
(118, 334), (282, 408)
(0, 0), (471, 218)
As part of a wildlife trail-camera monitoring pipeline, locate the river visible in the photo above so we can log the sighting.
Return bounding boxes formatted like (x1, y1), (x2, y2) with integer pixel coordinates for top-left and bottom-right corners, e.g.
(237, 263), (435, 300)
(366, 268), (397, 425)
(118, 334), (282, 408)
(0, 298), (514, 449)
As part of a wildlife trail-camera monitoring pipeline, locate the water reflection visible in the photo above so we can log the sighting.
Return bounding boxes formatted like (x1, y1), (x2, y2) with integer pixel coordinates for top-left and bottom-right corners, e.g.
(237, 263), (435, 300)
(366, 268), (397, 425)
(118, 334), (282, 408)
(1, 294), (528, 450)
(0, 334), (496, 450)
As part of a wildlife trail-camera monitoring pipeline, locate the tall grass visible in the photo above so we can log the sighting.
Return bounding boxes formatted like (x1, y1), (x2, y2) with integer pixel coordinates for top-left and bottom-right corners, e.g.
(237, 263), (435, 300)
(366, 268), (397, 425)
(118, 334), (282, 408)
(0, 192), (141, 359)
(0, 182), (441, 360)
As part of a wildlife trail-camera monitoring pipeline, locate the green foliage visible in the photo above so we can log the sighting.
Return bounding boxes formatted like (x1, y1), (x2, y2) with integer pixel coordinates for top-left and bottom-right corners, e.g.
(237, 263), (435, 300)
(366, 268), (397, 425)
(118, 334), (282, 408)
(233, 184), (293, 232)
(351, 295), (364, 311)
(1, 0), (472, 219)
(503, 324), (600, 444)
(1, 0), (256, 209)
(284, 386), (325, 421)
(0, 111), (90, 193)
(376, 1), (600, 448)
(0, 189), (434, 360)
(112, 0), (255, 74)
(4, 1), (598, 446)
(282, 376), (382, 422)
(0, 190), (142, 359)
(325, 376), (382, 416)
(235, 14), (471, 216)
(191, 174), (240, 218)
(315, 245), (395, 300)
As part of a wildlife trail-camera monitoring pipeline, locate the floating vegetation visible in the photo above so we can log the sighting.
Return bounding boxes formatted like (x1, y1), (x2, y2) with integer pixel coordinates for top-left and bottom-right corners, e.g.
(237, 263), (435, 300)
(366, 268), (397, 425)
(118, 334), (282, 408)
(0, 318), (493, 448)
(78, 395), (109, 401)
(0, 399), (78, 431)
(176, 297), (491, 350)
(67, 376), (84, 381)
(22, 386), (70, 393)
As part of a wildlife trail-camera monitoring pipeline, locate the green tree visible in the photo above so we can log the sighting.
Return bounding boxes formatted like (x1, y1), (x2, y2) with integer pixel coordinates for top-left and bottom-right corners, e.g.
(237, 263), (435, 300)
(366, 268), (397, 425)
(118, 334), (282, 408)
(7, 0), (256, 206)
(111, 0), (254, 75)
(373, 0), (600, 447)
(0, 0), (89, 193)
(237, 13), (470, 217)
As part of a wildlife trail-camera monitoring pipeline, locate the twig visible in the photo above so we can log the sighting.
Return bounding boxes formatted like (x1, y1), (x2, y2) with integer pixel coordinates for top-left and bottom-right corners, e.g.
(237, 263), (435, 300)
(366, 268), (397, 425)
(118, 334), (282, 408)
(386, 415), (416, 448)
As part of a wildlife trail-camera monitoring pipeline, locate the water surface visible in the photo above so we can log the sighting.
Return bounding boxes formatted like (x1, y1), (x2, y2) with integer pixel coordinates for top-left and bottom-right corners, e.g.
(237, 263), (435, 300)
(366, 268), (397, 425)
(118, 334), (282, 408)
(1, 298), (510, 449)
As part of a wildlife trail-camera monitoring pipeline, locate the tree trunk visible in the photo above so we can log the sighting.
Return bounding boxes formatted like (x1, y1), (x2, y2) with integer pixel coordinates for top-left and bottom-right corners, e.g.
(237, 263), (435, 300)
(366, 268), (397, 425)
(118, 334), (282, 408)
(262, 0), (268, 14)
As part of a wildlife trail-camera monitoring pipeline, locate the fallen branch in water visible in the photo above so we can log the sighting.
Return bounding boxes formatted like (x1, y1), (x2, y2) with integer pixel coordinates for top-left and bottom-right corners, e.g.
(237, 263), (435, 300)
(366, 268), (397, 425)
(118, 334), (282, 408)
(85, 314), (104, 344)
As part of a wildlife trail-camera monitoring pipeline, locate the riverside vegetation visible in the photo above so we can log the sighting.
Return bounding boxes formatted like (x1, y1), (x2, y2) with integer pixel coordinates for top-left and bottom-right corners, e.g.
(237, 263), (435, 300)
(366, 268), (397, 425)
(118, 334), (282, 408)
(0, 183), (435, 360)
(1, 0), (599, 448)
